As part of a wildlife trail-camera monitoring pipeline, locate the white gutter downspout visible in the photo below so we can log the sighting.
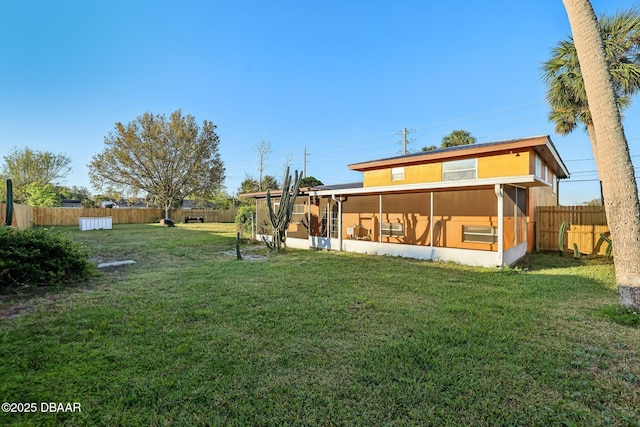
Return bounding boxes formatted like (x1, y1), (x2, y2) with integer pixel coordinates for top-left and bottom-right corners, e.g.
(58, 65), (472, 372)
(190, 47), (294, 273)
(332, 195), (343, 251)
(495, 184), (504, 267)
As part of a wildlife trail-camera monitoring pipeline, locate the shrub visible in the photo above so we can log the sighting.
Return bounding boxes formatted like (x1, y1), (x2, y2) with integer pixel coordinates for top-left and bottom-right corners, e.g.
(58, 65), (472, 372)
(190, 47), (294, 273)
(235, 205), (255, 237)
(0, 226), (96, 288)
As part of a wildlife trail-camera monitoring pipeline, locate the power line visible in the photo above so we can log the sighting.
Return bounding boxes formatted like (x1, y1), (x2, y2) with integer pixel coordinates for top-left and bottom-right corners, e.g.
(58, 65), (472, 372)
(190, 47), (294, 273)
(412, 100), (546, 131)
(564, 176), (640, 183)
(564, 154), (640, 162)
(301, 99), (546, 150)
(397, 128), (417, 155)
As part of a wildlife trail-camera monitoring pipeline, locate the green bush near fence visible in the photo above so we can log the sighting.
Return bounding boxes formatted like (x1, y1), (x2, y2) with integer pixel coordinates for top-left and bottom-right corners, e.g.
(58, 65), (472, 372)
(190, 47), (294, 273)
(0, 226), (96, 288)
(235, 204), (255, 237)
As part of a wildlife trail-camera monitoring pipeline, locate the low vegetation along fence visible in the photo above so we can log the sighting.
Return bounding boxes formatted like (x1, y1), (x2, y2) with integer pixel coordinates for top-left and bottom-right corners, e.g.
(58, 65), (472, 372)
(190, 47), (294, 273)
(535, 206), (610, 256)
(0, 204), (235, 228)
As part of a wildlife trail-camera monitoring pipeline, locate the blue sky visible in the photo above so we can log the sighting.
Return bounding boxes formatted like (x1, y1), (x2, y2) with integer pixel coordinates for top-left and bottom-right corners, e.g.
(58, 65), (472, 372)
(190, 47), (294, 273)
(1, 0), (639, 205)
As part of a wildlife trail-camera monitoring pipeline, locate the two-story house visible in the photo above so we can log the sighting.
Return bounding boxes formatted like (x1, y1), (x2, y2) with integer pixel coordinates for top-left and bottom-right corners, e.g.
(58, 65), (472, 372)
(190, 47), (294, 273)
(244, 135), (569, 267)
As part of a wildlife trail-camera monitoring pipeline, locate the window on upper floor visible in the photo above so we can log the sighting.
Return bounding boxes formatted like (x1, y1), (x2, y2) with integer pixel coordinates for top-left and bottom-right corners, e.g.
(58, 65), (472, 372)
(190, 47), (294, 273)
(442, 158), (477, 181)
(552, 173), (557, 194)
(535, 155), (543, 179)
(391, 167), (405, 181)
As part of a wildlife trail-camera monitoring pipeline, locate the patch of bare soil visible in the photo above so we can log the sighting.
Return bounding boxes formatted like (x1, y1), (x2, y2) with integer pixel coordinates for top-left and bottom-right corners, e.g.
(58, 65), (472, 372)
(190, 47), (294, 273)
(0, 304), (33, 319)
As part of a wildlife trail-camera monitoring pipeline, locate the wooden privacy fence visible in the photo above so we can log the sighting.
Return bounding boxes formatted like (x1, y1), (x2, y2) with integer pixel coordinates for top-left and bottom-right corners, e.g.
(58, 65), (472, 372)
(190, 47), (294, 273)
(0, 203), (32, 229)
(535, 206), (610, 255)
(0, 204), (235, 228)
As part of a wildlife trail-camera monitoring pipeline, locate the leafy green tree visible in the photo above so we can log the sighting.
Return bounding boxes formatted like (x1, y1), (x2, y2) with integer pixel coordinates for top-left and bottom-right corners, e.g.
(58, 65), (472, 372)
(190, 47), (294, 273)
(543, 7), (640, 173)
(64, 186), (92, 201)
(441, 130), (476, 148)
(238, 177), (260, 195)
(421, 145), (438, 152)
(261, 175), (279, 191)
(211, 190), (233, 210)
(57, 185), (93, 206)
(1, 147), (71, 203)
(238, 175), (279, 195)
(300, 176), (323, 187)
(25, 183), (60, 207)
(583, 198), (603, 206)
(89, 110), (224, 219)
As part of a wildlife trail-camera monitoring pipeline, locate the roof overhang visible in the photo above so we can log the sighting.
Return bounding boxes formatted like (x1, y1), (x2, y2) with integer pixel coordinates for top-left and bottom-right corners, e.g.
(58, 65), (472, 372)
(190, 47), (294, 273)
(349, 135), (570, 179)
(311, 175), (547, 197)
(239, 186), (318, 199)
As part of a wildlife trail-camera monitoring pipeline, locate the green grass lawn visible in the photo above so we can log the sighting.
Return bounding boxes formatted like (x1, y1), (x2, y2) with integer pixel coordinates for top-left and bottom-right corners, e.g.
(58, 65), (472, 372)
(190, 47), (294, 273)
(1, 223), (639, 426)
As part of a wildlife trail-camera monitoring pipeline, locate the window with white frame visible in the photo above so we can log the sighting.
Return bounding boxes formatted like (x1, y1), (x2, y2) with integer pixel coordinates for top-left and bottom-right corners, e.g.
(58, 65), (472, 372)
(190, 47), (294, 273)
(442, 158), (477, 181)
(552, 173), (557, 194)
(391, 167), (405, 181)
(535, 155), (543, 179)
(463, 225), (498, 243)
(292, 203), (305, 223)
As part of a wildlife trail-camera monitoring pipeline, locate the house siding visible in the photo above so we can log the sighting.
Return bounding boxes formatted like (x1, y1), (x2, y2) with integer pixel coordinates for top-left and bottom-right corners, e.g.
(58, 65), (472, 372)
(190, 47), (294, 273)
(363, 163), (442, 187)
(361, 150), (533, 187)
(477, 151), (530, 179)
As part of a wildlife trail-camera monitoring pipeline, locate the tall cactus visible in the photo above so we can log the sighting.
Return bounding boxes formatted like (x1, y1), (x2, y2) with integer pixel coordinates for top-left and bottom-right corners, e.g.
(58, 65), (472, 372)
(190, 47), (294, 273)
(266, 167), (303, 252)
(5, 179), (13, 227)
(558, 220), (567, 256)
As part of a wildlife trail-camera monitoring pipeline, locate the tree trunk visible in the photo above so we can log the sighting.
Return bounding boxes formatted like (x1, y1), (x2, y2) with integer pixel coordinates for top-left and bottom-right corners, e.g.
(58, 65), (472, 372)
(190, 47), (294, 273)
(563, 0), (640, 309)
(585, 122), (600, 177)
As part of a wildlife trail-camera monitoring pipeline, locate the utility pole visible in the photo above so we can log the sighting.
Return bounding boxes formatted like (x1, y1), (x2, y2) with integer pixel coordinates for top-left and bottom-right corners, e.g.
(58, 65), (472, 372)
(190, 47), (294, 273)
(403, 128), (408, 155)
(397, 128), (416, 155)
(304, 146), (310, 177)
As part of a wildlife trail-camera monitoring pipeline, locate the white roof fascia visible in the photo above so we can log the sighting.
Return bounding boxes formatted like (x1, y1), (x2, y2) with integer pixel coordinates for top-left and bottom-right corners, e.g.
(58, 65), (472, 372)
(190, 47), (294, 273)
(543, 140), (570, 178)
(311, 175), (541, 197)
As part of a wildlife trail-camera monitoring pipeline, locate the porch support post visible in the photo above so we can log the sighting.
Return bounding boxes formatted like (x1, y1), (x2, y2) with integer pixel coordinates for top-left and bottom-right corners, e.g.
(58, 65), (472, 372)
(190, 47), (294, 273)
(495, 184), (504, 267)
(327, 199), (330, 238)
(339, 199), (343, 250)
(307, 194), (311, 245)
(254, 198), (258, 240)
(430, 191), (434, 247)
(332, 195), (343, 251)
(379, 193), (383, 243)
(513, 186), (518, 247)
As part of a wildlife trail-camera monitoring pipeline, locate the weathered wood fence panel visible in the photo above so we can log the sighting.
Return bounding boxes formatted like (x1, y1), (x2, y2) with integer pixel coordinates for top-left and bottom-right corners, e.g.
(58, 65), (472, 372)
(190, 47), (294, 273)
(535, 206), (610, 255)
(0, 204), (236, 228)
(173, 209), (236, 223)
(31, 207), (165, 226)
(0, 203), (32, 229)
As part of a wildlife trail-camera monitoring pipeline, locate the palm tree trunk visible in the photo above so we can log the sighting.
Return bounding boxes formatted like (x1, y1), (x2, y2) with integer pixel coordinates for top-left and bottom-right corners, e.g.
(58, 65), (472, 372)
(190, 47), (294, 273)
(585, 122), (600, 177)
(563, 0), (640, 309)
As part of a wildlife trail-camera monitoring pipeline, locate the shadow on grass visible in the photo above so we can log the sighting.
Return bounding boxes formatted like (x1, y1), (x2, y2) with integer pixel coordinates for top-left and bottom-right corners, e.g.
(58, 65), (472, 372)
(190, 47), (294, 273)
(516, 251), (614, 271)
